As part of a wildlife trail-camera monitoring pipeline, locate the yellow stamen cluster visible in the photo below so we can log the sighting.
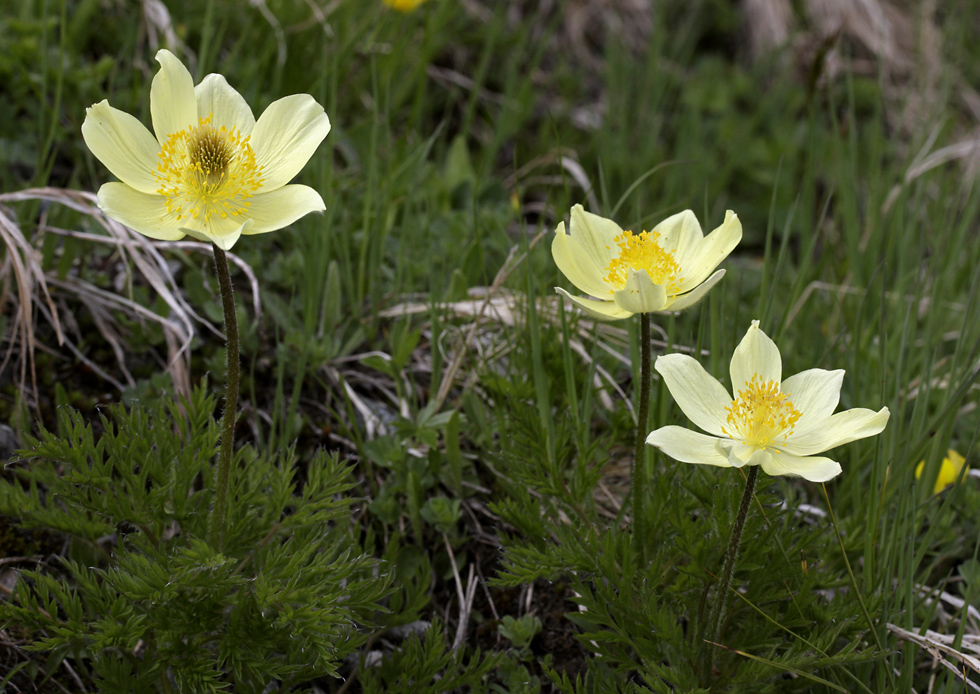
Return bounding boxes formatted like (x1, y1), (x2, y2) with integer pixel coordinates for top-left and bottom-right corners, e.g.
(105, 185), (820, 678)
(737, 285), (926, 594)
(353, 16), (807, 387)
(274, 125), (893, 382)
(155, 115), (264, 226)
(603, 230), (683, 294)
(721, 374), (802, 449)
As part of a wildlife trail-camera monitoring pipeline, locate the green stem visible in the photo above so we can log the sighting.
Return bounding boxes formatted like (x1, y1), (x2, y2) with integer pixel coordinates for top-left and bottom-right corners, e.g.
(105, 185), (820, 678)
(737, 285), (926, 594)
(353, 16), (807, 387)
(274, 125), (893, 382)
(700, 464), (759, 684)
(209, 243), (240, 552)
(631, 312), (652, 563)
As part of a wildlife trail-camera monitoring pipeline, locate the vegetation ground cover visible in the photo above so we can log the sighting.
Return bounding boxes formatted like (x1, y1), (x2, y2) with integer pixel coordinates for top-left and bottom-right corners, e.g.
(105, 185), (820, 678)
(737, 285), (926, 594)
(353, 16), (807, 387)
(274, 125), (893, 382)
(2, 0), (980, 691)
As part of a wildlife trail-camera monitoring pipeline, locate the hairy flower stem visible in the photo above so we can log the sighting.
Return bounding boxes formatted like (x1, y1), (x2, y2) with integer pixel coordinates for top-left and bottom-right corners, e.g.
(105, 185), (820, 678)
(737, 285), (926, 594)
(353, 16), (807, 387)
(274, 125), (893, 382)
(700, 464), (759, 684)
(631, 312), (652, 564)
(208, 244), (240, 552)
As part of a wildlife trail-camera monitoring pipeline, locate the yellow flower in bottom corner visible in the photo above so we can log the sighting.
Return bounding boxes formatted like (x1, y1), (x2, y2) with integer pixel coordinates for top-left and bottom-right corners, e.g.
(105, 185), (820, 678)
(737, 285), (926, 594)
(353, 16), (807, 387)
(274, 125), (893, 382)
(646, 320), (890, 482)
(81, 49), (331, 251)
(384, 0), (429, 11)
(916, 449), (969, 495)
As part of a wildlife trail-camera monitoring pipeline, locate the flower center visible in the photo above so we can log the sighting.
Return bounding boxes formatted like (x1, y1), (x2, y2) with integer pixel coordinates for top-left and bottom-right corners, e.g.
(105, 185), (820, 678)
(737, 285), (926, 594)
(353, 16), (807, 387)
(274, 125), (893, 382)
(154, 115), (264, 225)
(721, 374), (802, 449)
(603, 230), (683, 294)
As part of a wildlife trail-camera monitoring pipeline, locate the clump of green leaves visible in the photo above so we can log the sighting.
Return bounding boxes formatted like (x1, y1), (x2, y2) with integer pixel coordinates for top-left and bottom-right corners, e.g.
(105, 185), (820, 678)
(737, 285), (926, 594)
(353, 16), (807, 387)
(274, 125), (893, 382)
(490, 397), (882, 693)
(358, 617), (501, 693)
(0, 385), (388, 692)
(499, 614), (543, 655)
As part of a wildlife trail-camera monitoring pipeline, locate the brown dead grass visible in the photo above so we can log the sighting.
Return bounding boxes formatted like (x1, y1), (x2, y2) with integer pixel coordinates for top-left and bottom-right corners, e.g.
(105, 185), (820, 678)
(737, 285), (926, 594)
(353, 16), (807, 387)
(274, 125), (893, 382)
(0, 188), (259, 414)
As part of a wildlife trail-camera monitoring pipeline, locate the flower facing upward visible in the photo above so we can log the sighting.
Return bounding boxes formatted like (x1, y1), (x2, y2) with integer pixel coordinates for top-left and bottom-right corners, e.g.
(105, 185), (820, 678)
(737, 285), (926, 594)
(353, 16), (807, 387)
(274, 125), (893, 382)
(82, 50), (331, 250)
(551, 205), (741, 320)
(646, 320), (890, 482)
(916, 449), (969, 495)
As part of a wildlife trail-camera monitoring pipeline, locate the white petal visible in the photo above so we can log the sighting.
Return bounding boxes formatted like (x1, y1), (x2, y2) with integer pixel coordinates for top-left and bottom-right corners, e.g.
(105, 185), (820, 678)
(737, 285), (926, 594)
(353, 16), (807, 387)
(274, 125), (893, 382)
(191, 222), (246, 251)
(654, 209), (703, 259)
(150, 49), (197, 142)
(555, 287), (632, 320)
(195, 74), (255, 136)
(760, 450), (842, 482)
(240, 184), (326, 234)
(567, 204), (624, 271)
(653, 353), (731, 436)
(612, 269), (668, 313)
(780, 369), (844, 436)
(663, 269), (725, 311)
(166, 203), (254, 249)
(730, 320), (781, 394)
(783, 406), (890, 456)
(646, 426), (732, 467)
(716, 439), (768, 468)
(552, 221), (615, 298)
(82, 101), (161, 194)
(97, 183), (185, 241)
(250, 94), (331, 190)
(675, 211), (741, 292)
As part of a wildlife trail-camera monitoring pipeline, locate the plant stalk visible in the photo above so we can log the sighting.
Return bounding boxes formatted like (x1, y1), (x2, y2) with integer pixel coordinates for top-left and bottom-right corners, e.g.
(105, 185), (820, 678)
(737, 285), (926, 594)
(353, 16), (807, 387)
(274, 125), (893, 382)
(631, 312), (652, 563)
(209, 243), (240, 551)
(700, 464), (759, 683)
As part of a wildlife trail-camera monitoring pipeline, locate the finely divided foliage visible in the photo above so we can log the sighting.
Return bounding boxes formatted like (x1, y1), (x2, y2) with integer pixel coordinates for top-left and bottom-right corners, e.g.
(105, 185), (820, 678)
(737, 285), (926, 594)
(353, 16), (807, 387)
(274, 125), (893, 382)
(0, 387), (389, 691)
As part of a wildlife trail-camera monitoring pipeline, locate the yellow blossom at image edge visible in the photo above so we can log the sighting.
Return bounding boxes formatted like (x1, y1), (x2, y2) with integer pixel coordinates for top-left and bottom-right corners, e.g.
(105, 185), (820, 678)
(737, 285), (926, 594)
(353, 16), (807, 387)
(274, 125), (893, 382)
(915, 449), (969, 495)
(383, 0), (429, 11)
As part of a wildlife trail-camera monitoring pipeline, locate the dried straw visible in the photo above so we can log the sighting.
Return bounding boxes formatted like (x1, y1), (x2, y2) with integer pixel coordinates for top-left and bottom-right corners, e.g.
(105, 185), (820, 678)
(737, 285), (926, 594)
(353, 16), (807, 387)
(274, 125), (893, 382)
(0, 188), (258, 407)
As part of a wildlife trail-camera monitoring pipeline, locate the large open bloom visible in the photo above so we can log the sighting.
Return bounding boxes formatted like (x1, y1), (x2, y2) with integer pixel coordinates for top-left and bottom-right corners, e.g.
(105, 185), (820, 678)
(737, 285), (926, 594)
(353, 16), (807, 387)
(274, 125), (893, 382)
(552, 205), (741, 320)
(646, 320), (890, 482)
(82, 50), (331, 250)
(916, 449), (969, 495)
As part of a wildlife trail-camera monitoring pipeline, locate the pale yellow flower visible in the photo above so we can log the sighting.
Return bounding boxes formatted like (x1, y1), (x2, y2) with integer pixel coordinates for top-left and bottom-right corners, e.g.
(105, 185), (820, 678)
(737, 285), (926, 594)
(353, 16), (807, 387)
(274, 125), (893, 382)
(552, 205), (741, 320)
(915, 449), (969, 495)
(384, 0), (429, 11)
(82, 50), (331, 250)
(646, 320), (890, 482)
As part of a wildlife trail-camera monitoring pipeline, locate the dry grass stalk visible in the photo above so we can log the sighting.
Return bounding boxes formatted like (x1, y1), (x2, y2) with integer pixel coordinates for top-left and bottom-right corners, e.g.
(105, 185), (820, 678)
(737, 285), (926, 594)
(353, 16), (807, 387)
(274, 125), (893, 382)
(805, 0), (919, 73)
(0, 188), (259, 406)
(744, 0), (794, 59)
(0, 196), (63, 415)
(141, 0), (186, 55)
(888, 623), (980, 690)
